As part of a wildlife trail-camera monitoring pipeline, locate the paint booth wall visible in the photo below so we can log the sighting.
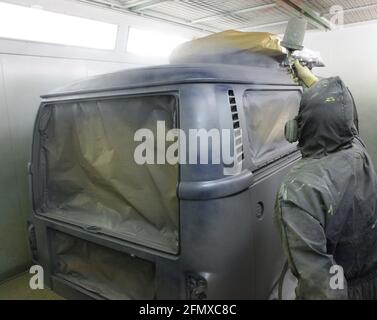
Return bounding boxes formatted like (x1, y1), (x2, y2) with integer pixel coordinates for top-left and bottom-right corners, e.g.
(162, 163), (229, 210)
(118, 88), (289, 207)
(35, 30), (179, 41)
(304, 21), (377, 169)
(0, 50), (148, 282)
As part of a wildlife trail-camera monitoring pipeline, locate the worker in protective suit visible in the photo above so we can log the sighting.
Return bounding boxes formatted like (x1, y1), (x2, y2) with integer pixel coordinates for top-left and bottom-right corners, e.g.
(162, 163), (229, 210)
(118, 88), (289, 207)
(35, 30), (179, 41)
(274, 61), (377, 300)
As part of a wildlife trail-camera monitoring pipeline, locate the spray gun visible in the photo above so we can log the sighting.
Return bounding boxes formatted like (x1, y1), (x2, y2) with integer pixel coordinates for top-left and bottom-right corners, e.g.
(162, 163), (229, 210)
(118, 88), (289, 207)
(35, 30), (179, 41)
(281, 17), (308, 84)
(281, 18), (325, 87)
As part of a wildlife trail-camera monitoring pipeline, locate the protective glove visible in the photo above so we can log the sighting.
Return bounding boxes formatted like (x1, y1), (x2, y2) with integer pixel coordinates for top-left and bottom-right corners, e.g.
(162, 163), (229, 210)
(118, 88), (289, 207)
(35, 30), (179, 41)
(294, 59), (319, 88)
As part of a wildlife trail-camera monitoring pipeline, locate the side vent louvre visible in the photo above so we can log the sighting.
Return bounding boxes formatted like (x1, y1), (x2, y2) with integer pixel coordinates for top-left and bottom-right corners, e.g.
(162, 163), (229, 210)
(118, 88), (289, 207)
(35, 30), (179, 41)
(228, 90), (244, 163)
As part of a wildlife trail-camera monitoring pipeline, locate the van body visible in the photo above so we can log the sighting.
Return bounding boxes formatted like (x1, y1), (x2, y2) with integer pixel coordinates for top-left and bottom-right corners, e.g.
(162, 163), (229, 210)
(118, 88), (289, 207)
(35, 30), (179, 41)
(29, 63), (302, 299)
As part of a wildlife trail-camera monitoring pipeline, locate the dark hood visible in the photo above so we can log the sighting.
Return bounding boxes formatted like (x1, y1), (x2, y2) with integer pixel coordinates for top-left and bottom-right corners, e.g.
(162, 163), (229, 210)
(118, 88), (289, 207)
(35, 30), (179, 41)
(298, 77), (357, 158)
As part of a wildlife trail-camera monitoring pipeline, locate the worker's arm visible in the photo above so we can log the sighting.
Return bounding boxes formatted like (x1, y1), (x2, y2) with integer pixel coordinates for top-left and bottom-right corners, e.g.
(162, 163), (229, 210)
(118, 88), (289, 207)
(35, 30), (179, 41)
(294, 60), (319, 88)
(274, 181), (348, 300)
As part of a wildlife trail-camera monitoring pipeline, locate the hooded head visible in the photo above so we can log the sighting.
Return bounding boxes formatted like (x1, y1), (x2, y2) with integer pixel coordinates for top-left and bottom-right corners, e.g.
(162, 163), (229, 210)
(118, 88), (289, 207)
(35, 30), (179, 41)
(297, 77), (357, 158)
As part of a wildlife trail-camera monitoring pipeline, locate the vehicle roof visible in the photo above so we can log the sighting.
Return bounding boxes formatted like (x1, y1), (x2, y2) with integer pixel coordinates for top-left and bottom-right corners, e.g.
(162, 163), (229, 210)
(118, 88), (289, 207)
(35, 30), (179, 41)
(42, 63), (297, 98)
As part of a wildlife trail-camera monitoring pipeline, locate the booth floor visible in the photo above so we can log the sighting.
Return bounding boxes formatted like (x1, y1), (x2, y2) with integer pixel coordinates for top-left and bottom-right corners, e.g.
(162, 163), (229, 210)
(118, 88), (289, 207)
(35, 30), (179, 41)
(0, 272), (63, 300)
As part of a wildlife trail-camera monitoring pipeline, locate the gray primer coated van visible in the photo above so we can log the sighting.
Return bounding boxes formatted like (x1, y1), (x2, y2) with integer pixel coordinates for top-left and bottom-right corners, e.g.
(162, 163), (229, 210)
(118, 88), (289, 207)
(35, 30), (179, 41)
(29, 63), (302, 299)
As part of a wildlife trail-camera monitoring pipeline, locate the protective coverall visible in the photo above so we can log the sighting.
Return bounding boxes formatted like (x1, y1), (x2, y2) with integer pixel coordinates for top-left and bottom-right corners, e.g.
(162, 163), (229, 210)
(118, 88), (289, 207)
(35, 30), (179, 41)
(274, 76), (377, 300)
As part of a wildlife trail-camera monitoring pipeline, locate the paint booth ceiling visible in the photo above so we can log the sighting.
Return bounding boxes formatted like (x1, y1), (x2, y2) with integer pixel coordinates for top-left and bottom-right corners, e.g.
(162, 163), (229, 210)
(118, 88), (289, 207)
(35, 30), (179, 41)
(75, 0), (377, 34)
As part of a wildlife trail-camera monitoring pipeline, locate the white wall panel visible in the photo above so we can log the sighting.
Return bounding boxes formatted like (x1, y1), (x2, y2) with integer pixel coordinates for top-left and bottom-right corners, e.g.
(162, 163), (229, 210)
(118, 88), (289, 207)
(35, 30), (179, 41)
(305, 21), (377, 168)
(0, 56), (32, 280)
